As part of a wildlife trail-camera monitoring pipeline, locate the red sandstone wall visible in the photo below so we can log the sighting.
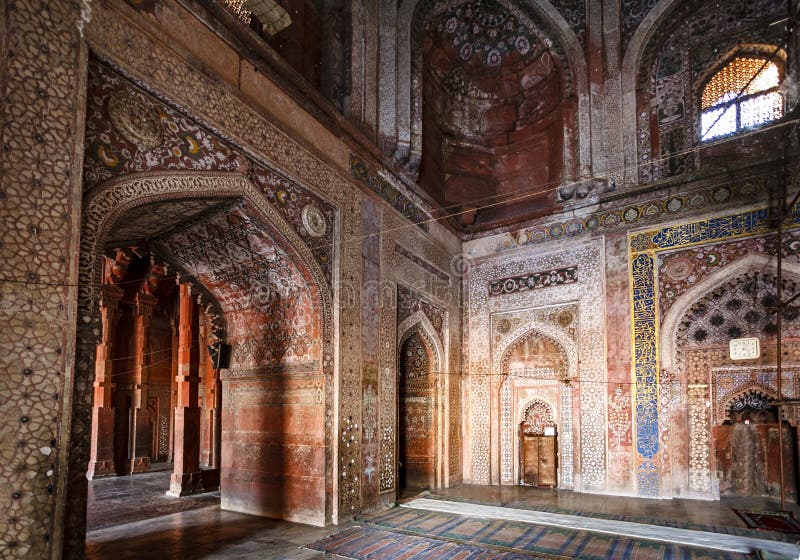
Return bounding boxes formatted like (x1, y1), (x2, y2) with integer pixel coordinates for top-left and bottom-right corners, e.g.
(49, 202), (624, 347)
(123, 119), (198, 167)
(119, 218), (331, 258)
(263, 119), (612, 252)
(220, 375), (327, 525)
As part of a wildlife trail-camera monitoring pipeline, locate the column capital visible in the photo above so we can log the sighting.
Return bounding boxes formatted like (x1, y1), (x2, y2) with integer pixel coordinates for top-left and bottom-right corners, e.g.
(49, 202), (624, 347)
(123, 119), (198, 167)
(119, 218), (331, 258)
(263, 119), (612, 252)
(99, 284), (124, 310)
(134, 292), (158, 317)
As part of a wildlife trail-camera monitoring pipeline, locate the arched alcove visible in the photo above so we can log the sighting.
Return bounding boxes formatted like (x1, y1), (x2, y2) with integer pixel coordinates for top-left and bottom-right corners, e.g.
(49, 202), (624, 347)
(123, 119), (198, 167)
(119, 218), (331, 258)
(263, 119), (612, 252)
(623, 0), (788, 186)
(496, 327), (575, 488)
(397, 322), (442, 491)
(660, 254), (800, 499)
(66, 171), (335, 547)
(383, 0), (589, 231)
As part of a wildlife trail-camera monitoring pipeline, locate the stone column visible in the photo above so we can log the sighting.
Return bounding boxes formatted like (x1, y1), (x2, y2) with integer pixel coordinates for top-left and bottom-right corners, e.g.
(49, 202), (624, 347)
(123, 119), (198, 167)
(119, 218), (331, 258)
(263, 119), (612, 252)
(168, 283), (203, 496)
(199, 315), (211, 467)
(168, 319), (178, 463)
(130, 291), (156, 473)
(86, 285), (124, 479)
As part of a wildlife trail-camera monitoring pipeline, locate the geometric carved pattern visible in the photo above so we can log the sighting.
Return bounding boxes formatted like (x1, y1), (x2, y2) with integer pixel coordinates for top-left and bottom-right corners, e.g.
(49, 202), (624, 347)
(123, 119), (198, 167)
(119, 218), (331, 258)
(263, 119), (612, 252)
(677, 271), (800, 350)
(427, 0), (538, 67)
(467, 240), (604, 490)
(522, 399), (555, 434)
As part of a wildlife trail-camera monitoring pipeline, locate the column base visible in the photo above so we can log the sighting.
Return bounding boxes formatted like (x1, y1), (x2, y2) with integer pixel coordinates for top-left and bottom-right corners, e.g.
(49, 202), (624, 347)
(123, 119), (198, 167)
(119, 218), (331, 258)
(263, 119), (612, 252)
(86, 460), (116, 480)
(130, 456), (151, 473)
(166, 471), (204, 497)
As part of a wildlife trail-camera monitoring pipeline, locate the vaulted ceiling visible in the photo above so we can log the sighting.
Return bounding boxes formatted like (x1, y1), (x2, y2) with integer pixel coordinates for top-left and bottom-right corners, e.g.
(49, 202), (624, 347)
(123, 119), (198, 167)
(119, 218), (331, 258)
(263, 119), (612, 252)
(418, 0), (567, 231)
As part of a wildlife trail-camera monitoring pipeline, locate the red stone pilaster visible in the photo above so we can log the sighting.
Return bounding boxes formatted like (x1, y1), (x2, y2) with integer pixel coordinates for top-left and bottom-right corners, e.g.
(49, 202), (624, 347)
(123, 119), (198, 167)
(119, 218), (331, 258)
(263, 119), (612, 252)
(200, 316), (213, 467)
(168, 283), (204, 496)
(130, 292), (157, 473)
(86, 285), (124, 479)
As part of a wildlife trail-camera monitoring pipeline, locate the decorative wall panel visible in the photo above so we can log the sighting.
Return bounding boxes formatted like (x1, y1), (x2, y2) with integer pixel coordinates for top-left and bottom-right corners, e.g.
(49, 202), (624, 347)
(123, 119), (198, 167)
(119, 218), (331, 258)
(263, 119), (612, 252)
(468, 177), (769, 257)
(493, 307), (576, 488)
(85, 60), (336, 283)
(628, 204), (800, 497)
(466, 239), (606, 489)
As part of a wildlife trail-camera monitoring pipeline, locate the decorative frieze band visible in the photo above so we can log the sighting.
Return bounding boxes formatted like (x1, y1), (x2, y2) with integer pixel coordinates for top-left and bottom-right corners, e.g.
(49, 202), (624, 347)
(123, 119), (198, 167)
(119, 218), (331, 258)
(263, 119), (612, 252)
(488, 266), (578, 297)
(349, 154), (430, 230)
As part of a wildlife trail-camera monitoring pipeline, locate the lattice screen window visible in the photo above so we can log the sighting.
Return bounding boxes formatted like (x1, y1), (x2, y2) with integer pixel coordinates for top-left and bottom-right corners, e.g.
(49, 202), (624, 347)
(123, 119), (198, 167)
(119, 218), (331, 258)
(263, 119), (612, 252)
(700, 56), (783, 141)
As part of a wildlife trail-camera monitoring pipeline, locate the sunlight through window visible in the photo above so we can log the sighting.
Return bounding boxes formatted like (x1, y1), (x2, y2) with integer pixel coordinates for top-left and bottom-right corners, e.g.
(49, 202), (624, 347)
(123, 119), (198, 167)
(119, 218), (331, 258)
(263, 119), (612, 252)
(700, 56), (783, 141)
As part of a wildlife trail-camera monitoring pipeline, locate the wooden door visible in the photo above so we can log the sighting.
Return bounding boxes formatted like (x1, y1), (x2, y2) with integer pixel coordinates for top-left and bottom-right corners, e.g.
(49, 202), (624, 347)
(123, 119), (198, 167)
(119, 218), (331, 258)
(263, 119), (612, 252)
(521, 433), (558, 487)
(537, 436), (557, 487)
(522, 434), (539, 485)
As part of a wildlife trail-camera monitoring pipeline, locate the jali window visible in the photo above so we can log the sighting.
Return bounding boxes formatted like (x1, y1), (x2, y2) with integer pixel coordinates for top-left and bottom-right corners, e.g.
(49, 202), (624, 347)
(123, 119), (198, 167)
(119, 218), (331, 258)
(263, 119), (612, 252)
(700, 56), (783, 141)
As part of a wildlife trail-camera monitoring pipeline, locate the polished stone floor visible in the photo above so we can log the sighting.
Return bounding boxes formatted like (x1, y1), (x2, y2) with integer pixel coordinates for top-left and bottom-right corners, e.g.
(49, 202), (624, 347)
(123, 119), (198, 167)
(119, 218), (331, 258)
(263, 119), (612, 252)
(86, 473), (800, 559)
(430, 484), (800, 529)
(87, 466), (220, 531)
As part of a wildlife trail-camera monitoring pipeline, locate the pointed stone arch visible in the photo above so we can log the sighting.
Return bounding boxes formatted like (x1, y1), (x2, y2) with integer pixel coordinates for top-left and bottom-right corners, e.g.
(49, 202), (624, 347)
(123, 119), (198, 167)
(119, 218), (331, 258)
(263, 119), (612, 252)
(495, 325), (575, 488)
(398, 310), (444, 373)
(661, 253), (800, 371)
(397, 310), (449, 488)
(65, 170), (337, 545)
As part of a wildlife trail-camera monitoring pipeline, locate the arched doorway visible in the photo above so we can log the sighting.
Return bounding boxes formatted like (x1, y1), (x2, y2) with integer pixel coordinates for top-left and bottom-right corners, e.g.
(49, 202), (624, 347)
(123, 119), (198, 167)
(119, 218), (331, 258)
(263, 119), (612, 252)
(86, 245), (225, 484)
(67, 172), (334, 553)
(497, 327), (573, 488)
(519, 399), (558, 487)
(397, 326), (440, 493)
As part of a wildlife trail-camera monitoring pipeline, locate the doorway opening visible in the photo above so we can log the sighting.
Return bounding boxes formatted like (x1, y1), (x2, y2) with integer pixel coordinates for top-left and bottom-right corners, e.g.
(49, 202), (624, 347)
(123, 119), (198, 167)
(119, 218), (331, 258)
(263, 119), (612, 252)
(398, 329), (437, 494)
(518, 399), (558, 487)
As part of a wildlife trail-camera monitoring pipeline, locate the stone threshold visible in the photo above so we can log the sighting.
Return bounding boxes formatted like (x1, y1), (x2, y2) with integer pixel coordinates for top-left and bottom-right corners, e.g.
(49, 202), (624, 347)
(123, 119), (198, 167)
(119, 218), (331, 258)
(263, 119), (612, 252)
(401, 498), (800, 558)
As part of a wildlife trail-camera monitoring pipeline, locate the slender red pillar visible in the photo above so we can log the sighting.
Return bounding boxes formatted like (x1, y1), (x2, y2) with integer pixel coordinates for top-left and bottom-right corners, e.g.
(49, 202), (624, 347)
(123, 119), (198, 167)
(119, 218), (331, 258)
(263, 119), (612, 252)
(86, 285), (124, 479)
(200, 315), (213, 467)
(167, 283), (203, 496)
(130, 292), (156, 473)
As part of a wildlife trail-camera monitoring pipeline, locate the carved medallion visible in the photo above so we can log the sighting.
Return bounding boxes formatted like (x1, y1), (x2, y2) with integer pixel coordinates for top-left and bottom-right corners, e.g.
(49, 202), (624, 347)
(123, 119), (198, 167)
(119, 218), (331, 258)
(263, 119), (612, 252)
(497, 318), (511, 334)
(664, 256), (695, 281)
(301, 204), (327, 237)
(108, 93), (163, 150)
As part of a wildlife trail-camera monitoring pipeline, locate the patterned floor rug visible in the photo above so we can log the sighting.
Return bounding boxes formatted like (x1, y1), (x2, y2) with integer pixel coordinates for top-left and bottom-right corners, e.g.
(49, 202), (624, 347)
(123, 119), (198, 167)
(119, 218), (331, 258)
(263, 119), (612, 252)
(306, 526), (551, 559)
(307, 507), (752, 560)
(734, 510), (800, 534)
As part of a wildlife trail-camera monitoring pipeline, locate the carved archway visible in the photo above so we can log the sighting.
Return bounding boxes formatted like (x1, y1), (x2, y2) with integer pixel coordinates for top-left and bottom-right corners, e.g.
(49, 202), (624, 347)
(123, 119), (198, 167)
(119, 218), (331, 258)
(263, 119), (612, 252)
(63, 171), (336, 547)
(397, 312), (447, 490)
(661, 254), (800, 498)
(496, 327), (574, 488)
(397, 324), (439, 490)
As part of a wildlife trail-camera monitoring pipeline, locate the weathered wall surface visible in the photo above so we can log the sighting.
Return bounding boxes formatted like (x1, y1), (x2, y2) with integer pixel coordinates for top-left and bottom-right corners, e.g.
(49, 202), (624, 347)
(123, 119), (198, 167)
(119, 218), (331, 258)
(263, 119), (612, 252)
(0, 0), (86, 557)
(0, 0), (462, 556)
(2, 0), (799, 558)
